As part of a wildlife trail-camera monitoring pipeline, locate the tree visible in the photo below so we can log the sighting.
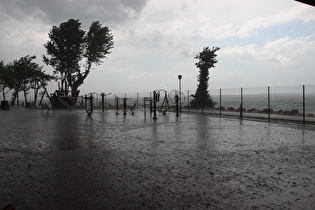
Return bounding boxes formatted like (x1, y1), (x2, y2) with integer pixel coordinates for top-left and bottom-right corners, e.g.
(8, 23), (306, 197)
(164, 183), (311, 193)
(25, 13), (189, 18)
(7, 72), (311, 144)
(9, 55), (53, 105)
(43, 19), (114, 97)
(190, 46), (219, 109)
(29, 64), (55, 105)
(10, 56), (32, 105)
(0, 61), (13, 101)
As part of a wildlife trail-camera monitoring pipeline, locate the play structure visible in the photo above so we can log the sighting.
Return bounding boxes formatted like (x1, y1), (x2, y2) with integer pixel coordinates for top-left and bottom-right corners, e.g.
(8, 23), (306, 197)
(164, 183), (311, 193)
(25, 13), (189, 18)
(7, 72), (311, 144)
(83, 92), (111, 116)
(149, 89), (185, 119)
(84, 93), (94, 116)
(143, 97), (153, 113)
(37, 78), (186, 119)
(37, 86), (79, 110)
(115, 97), (136, 115)
(155, 89), (170, 114)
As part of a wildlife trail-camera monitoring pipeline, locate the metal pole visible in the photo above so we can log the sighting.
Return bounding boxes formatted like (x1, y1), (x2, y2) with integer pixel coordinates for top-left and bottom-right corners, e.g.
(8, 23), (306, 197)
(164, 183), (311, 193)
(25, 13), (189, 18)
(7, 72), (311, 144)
(175, 94), (179, 117)
(187, 90), (190, 113)
(123, 98), (127, 115)
(240, 87), (243, 119)
(137, 92), (139, 110)
(178, 75), (182, 114)
(90, 93), (93, 115)
(116, 97), (119, 112)
(101, 93), (105, 112)
(153, 91), (157, 120)
(220, 88), (222, 116)
(150, 92), (153, 113)
(114, 94), (116, 110)
(268, 86), (271, 122)
(303, 85), (305, 126)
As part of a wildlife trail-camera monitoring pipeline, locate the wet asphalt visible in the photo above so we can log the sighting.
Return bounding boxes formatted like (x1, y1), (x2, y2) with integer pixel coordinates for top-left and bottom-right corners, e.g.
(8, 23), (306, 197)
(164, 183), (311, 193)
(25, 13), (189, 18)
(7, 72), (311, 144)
(0, 108), (315, 209)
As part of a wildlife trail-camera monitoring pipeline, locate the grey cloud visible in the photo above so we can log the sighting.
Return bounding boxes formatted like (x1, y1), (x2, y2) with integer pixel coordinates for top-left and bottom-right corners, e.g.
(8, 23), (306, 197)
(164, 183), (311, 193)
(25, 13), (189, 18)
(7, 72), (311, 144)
(0, 0), (149, 26)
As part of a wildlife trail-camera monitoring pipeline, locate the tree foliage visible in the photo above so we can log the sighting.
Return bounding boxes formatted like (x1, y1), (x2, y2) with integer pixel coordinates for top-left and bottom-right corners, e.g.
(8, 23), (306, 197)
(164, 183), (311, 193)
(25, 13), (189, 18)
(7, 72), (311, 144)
(0, 56), (54, 105)
(190, 46), (219, 108)
(0, 61), (13, 101)
(43, 19), (114, 97)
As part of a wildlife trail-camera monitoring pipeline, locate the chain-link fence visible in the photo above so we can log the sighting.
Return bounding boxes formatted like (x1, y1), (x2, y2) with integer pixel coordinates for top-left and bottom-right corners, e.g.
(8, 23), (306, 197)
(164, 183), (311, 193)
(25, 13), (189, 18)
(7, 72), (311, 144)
(184, 85), (315, 125)
(66, 85), (315, 125)
(4, 84), (314, 125)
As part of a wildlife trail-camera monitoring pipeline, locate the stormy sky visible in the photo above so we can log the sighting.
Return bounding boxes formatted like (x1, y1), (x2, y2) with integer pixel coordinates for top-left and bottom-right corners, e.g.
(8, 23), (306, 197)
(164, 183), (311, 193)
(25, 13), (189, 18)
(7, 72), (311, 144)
(0, 0), (314, 95)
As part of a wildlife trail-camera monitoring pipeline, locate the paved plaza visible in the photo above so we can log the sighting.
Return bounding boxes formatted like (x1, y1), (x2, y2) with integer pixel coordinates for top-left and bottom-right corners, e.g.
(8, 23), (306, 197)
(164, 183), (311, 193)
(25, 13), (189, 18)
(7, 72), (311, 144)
(0, 108), (315, 209)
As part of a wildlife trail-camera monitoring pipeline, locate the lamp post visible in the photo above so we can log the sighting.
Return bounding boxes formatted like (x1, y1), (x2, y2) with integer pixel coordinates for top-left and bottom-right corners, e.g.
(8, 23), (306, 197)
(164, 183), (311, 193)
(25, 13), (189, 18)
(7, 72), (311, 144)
(178, 75), (182, 114)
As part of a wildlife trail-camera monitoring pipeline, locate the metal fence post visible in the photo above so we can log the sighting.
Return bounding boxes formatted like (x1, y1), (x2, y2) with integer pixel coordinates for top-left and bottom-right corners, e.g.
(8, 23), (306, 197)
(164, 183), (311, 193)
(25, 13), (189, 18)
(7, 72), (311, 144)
(220, 88), (222, 116)
(187, 90), (190, 113)
(303, 85), (305, 126)
(153, 91), (157, 120)
(137, 92), (139, 110)
(240, 87), (243, 119)
(268, 86), (271, 122)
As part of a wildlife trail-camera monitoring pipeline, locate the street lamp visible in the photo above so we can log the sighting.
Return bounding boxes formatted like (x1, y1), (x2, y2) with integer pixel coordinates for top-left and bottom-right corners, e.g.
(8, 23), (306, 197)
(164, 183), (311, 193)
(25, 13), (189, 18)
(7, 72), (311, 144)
(178, 75), (182, 114)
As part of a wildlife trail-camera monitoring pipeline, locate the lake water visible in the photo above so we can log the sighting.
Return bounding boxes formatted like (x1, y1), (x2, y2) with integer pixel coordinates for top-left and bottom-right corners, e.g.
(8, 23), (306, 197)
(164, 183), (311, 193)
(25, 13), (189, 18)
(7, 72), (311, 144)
(211, 94), (315, 114)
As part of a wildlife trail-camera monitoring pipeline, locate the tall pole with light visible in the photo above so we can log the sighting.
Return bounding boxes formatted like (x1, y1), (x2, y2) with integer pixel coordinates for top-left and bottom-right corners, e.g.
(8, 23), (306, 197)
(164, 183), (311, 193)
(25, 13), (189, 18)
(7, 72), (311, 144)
(178, 75), (182, 114)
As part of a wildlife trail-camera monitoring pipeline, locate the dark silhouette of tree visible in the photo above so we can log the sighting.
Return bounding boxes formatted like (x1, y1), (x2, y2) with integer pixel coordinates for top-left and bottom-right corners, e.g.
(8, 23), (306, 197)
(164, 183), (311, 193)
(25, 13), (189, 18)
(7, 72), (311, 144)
(43, 19), (114, 97)
(8, 55), (54, 105)
(30, 64), (55, 105)
(190, 46), (219, 109)
(0, 61), (13, 101)
(10, 56), (35, 105)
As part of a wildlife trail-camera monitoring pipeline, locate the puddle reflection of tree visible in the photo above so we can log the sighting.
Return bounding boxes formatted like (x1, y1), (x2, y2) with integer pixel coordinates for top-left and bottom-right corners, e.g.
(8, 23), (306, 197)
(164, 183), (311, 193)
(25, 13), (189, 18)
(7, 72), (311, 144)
(49, 112), (97, 208)
(194, 115), (210, 152)
(53, 113), (80, 150)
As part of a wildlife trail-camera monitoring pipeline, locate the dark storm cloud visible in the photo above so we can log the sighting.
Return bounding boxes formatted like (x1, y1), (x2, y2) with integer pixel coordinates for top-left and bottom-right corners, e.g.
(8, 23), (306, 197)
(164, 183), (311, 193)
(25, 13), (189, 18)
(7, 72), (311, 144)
(0, 0), (148, 26)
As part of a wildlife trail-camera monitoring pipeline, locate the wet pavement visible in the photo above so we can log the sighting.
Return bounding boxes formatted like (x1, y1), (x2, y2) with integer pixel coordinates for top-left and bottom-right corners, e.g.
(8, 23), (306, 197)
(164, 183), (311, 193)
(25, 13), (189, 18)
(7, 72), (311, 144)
(0, 108), (315, 209)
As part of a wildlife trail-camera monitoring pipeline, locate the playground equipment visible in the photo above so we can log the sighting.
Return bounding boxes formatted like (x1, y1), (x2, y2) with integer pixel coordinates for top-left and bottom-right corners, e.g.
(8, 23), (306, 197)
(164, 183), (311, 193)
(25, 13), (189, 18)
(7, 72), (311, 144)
(152, 91), (158, 119)
(143, 97), (153, 113)
(115, 97), (136, 115)
(155, 89), (170, 114)
(83, 92), (111, 116)
(38, 87), (55, 107)
(47, 88), (79, 110)
(169, 90), (185, 105)
(84, 93), (94, 116)
(169, 90), (186, 117)
(100, 92), (111, 112)
(150, 89), (183, 119)
(150, 89), (171, 120)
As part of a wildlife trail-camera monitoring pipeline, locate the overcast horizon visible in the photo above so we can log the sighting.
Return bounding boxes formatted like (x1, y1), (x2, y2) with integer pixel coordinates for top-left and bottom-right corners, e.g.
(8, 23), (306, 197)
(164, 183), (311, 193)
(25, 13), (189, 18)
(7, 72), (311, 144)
(0, 0), (315, 95)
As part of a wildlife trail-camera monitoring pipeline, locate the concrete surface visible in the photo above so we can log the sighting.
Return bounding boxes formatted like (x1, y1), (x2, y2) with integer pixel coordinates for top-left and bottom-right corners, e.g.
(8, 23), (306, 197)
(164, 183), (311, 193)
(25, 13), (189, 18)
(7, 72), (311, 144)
(0, 108), (315, 209)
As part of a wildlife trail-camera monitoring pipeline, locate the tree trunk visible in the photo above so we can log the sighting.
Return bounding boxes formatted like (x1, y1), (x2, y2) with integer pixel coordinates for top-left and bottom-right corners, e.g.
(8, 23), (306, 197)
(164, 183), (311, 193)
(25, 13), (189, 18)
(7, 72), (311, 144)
(24, 90), (28, 106)
(34, 87), (39, 106)
(2, 89), (5, 101)
(11, 90), (21, 106)
(70, 70), (90, 97)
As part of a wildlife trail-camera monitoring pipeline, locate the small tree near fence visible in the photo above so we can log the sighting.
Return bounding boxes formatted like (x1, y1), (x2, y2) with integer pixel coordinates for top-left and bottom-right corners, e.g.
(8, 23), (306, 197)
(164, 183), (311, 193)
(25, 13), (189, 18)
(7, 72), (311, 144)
(191, 46), (219, 109)
(43, 19), (114, 97)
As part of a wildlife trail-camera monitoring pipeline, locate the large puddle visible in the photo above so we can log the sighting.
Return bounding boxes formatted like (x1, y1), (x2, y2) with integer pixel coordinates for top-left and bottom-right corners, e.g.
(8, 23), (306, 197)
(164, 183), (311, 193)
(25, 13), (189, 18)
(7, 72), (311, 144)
(0, 109), (314, 209)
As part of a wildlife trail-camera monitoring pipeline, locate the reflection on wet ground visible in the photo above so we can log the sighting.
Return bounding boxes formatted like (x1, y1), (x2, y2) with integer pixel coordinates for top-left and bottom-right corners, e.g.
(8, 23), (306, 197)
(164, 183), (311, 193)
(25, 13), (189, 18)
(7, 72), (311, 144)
(0, 109), (315, 209)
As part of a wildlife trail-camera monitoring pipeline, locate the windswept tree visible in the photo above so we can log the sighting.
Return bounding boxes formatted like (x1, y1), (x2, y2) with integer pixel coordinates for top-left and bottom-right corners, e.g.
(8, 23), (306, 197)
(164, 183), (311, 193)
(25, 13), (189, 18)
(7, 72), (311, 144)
(10, 56), (35, 105)
(191, 46), (219, 109)
(43, 19), (114, 97)
(0, 61), (13, 101)
(9, 55), (53, 105)
(30, 65), (55, 105)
